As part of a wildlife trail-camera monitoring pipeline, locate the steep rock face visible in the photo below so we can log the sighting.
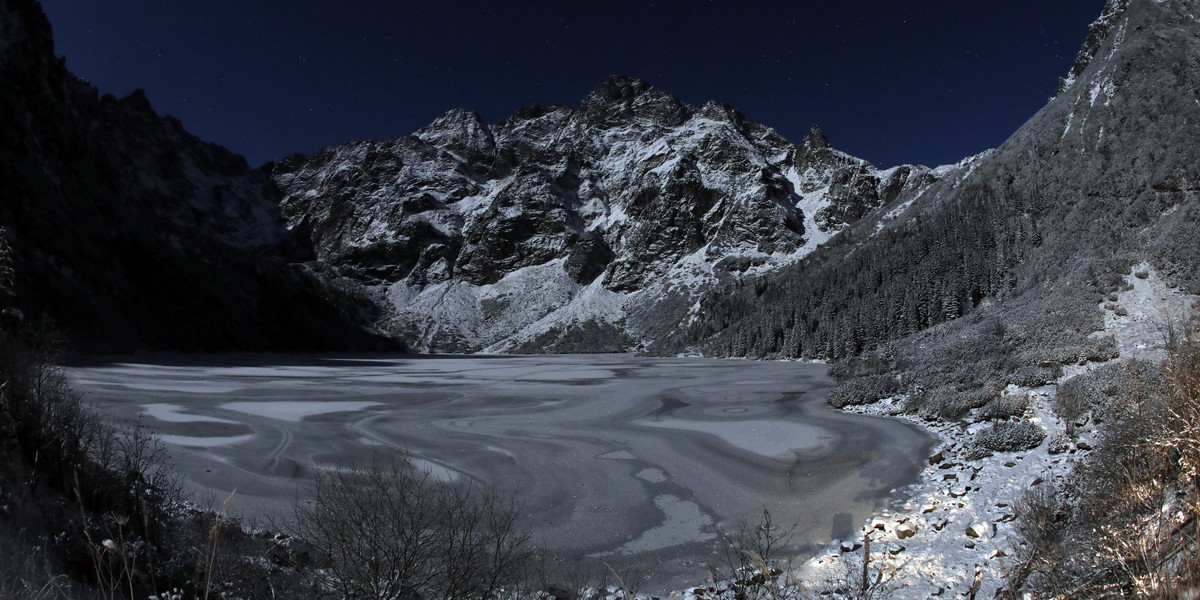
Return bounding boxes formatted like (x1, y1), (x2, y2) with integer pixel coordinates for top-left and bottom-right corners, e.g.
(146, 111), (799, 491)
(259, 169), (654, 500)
(274, 76), (937, 352)
(1057, 0), (1132, 94)
(0, 0), (390, 351)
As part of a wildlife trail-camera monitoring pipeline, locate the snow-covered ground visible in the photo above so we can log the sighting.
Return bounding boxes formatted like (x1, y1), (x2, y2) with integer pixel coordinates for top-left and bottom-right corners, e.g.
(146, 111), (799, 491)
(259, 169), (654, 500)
(794, 266), (1198, 598)
(1098, 262), (1194, 363)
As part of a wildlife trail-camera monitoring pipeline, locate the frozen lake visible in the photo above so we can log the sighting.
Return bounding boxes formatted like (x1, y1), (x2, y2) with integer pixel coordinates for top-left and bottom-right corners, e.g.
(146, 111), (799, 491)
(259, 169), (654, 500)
(67, 354), (933, 593)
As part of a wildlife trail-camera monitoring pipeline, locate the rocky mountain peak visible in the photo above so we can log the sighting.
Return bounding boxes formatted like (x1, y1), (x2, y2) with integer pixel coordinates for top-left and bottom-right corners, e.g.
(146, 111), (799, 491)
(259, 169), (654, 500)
(579, 74), (691, 128)
(694, 100), (752, 130)
(0, 0), (391, 351)
(271, 73), (945, 352)
(415, 107), (495, 161)
(0, 0), (50, 51)
(123, 88), (155, 113)
(0, 0), (57, 77)
(1056, 0), (1132, 94)
(802, 124), (831, 150)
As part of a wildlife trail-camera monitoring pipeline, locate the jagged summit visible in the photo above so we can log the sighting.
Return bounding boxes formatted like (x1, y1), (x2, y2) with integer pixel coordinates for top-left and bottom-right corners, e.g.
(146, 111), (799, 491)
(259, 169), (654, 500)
(578, 74), (691, 128)
(693, 100), (754, 129)
(582, 74), (660, 102)
(1057, 0), (1132, 94)
(414, 107), (495, 161)
(802, 124), (831, 150)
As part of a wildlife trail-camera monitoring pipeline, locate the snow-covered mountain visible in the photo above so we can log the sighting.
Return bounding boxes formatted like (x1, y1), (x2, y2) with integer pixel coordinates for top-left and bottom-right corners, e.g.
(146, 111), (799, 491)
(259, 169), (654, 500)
(272, 76), (937, 352)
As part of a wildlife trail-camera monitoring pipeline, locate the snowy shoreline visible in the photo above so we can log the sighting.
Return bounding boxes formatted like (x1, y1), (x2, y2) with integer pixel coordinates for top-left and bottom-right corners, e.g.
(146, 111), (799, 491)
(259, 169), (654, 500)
(795, 387), (1084, 598)
(784, 265), (1197, 598)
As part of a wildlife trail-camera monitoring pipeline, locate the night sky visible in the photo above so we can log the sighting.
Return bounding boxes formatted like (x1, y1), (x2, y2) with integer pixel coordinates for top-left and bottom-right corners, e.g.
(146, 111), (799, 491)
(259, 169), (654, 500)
(39, 1), (1106, 169)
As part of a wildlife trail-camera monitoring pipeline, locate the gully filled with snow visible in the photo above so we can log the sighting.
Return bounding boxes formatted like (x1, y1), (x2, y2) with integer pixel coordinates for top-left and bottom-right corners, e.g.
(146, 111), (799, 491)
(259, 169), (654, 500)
(67, 354), (932, 593)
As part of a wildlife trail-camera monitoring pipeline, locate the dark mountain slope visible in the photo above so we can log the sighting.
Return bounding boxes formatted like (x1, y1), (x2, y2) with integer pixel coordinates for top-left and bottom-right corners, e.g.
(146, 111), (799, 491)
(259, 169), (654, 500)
(0, 0), (392, 352)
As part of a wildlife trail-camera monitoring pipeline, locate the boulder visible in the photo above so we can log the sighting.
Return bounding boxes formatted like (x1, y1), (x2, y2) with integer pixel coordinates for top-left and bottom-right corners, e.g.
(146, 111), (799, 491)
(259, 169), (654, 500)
(965, 522), (991, 539)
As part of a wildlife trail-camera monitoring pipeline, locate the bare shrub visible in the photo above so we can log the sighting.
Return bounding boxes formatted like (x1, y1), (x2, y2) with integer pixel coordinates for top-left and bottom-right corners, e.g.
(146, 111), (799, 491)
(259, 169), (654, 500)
(1160, 327), (1200, 486)
(0, 535), (73, 600)
(0, 327), (185, 596)
(1055, 379), (1093, 433)
(813, 535), (902, 600)
(1004, 485), (1068, 596)
(1060, 327), (1200, 597)
(1007, 326), (1200, 598)
(291, 456), (534, 600)
(1086, 487), (1198, 599)
(707, 510), (803, 600)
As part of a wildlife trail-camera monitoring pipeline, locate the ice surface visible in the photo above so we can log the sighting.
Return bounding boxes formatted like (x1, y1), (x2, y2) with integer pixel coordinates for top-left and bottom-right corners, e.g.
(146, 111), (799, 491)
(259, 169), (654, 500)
(142, 403), (238, 424)
(408, 457), (462, 482)
(69, 354), (932, 595)
(220, 401), (383, 422)
(635, 467), (669, 483)
(602, 495), (714, 555)
(123, 381), (244, 394)
(157, 433), (255, 447)
(637, 417), (829, 459)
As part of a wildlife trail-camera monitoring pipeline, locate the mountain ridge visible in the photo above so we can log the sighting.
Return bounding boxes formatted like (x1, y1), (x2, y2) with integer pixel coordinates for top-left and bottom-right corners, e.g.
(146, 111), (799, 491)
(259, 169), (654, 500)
(272, 75), (938, 352)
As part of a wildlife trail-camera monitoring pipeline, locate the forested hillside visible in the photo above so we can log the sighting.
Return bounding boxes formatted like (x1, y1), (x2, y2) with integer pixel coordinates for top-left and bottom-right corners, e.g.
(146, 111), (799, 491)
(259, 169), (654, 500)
(670, 0), (1199, 381)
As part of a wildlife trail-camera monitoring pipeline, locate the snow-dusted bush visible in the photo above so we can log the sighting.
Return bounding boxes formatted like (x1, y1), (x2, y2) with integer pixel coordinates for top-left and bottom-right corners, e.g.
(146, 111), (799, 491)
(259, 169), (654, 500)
(972, 421), (1046, 454)
(1004, 364), (1062, 388)
(979, 391), (1030, 420)
(1007, 484), (1067, 592)
(1046, 432), (1072, 454)
(1055, 360), (1160, 428)
(826, 374), (901, 408)
(918, 384), (1001, 420)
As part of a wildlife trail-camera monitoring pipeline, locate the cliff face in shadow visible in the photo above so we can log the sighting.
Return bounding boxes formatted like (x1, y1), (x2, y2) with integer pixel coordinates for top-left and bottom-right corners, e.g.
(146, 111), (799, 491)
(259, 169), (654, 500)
(0, 0), (396, 352)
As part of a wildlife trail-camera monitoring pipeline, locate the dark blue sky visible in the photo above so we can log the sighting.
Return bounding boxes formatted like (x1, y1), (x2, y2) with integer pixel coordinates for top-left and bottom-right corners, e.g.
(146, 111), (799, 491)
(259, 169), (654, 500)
(40, 1), (1106, 169)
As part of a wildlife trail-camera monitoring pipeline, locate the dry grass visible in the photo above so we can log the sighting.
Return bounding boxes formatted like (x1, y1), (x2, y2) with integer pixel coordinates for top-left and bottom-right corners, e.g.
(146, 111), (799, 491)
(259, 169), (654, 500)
(1009, 320), (1200, 598)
